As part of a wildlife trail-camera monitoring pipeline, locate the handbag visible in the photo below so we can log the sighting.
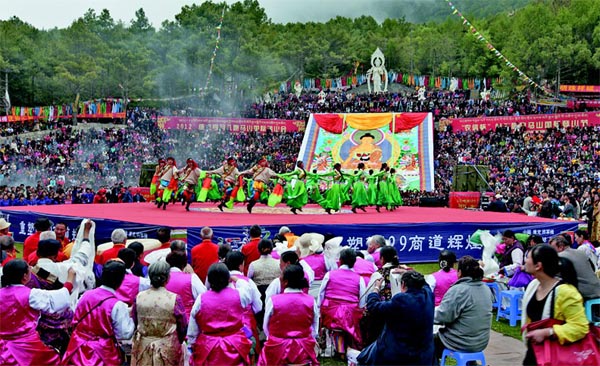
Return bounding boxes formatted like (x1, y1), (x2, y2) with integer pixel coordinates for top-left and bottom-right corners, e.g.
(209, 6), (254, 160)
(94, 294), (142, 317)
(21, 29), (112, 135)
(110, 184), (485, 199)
(524, 318), (600, 366)
(523, 286), (600, 366)
(508, 267), (534, 288)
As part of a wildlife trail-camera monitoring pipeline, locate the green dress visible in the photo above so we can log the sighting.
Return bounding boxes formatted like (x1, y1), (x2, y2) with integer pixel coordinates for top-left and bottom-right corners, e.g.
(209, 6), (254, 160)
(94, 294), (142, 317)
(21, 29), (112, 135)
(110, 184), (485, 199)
(306, 172), (325, 204)
(350, 170), (369, 208)
(366, 172), (379, 206)
(321, 170), (344, 211)
(387, 173), (403, 208)
(376, 171), (392, 209)
(280, 168), (308, 209)
(207, 176), (222, 201)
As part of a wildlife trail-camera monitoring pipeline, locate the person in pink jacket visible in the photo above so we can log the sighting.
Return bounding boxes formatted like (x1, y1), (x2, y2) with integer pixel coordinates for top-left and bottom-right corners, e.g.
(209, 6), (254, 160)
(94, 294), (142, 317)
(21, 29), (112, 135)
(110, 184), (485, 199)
(63, 260), (135, 366)
(259, 264), (319, 366)
(0, 259), (75, 366)
(426, 250), (458, 306)
(187, 263), (253, 366)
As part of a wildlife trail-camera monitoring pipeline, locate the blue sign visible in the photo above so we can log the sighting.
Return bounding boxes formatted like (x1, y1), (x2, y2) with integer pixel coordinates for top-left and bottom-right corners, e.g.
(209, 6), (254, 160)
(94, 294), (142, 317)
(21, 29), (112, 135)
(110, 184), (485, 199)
(190, 221), (578, 263)
(1, 211), (160, 244)
(3, 209), (578, 263)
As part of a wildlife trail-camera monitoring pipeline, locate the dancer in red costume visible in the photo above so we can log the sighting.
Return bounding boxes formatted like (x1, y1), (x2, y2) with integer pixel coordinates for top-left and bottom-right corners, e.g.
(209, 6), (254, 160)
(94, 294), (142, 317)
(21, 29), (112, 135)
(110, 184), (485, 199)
(156, 157), (178, 210)
(240, 159), (279, 214)
(178, 158), (202, 211)
(206, 157), (243, 212)
(149, 158), (166, 199)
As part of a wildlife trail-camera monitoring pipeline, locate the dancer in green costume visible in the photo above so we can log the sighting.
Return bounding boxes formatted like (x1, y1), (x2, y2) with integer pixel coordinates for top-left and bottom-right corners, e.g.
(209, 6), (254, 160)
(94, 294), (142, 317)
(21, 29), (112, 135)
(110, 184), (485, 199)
(349, 163), (369, 213)
(278, 161), (308, 214)
(387, 168), (403, 210)
(375, 163), (392, 212)
(321, 163), (346, 214)
(306, 170), (325, 205)
(366, 169), (379, 206)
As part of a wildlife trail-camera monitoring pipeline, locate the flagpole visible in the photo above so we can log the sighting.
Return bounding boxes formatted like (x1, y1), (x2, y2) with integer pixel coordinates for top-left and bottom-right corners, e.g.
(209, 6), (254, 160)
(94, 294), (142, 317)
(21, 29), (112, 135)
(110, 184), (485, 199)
(4, 71), (8, 122)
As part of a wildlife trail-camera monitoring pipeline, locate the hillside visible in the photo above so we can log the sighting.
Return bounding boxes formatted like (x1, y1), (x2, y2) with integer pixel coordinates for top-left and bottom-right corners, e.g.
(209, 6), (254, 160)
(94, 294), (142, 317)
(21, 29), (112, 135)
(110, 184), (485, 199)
(376, 0), (532, 23)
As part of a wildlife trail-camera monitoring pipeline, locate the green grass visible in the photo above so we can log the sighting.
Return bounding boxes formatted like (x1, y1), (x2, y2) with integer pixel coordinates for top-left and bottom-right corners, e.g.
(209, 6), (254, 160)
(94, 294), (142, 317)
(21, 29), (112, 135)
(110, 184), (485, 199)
(15, 242), (23, 259)
(409, 262), (440, 275)
(491, 310), (522, 340)
(409, 262), (523, 340)
(319, 356), (346, 366)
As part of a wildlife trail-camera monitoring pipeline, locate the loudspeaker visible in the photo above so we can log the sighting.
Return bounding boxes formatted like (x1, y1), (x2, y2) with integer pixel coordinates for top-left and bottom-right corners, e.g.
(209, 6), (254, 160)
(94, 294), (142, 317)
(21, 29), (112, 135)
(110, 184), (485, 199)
(139, 163), (156, 187)
(452, 165), (489, 192)
(419, 197), (446, 207)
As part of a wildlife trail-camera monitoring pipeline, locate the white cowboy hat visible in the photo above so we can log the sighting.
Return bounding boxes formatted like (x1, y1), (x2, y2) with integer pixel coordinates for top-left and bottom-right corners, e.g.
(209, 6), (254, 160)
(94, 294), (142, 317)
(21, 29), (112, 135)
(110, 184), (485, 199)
(0, 218), (10, 231)
(295, 233), (325, 258)
(324, 236), (344, 251)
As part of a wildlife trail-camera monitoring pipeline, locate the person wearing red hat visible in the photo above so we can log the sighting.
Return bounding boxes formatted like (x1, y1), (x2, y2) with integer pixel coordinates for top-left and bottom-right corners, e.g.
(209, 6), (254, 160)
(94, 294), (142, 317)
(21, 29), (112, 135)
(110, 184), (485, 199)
(206, 157), (243, 212)
(178, 158), (202, 211)
(93, 188), (108, 204)
(156, 157), (178, 210)
(240, 158), (280, 213)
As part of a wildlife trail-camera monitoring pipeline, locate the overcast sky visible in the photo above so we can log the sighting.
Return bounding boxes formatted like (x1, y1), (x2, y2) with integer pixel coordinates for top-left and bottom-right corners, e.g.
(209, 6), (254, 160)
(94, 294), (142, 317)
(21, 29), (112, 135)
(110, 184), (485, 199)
(1, 0), (400, 30)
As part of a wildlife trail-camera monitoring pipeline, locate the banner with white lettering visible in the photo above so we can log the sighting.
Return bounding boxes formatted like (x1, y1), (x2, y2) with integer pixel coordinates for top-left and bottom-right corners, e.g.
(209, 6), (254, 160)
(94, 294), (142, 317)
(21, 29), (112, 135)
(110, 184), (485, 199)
(188, 221), (578, 263)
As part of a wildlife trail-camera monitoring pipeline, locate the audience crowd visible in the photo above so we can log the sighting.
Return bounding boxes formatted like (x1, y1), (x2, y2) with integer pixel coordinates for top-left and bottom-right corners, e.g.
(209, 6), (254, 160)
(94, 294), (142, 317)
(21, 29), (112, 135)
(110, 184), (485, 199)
(1, 215), (596, 366)
(241, 89), (590, 122)
(1, 88), (599, 366)
(0, 89), (598, 219)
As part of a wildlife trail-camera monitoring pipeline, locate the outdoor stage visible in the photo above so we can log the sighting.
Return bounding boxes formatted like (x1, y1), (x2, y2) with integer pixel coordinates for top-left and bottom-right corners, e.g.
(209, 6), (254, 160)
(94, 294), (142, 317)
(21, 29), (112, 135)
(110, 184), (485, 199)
(1, 202), (579, 262)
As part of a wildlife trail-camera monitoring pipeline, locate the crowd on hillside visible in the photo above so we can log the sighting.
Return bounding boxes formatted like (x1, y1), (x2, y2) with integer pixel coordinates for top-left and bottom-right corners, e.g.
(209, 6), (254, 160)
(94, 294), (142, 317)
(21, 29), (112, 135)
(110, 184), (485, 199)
(0, 118), (600, 212)
(0, 88), (599, 215)
(437, 125), (600, 217)
(0, 120), (597, 220)
(241, 89), (591, 122)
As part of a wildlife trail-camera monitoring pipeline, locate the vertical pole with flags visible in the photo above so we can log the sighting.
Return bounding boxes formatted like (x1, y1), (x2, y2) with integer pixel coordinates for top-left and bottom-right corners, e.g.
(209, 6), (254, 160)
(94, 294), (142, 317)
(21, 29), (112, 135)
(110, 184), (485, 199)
(3, 71), (10, 123)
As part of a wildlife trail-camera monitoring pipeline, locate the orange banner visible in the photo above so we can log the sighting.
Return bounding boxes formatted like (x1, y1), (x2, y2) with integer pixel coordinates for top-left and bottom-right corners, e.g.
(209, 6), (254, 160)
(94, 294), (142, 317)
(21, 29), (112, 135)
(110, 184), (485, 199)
(560, 85), (600, 93)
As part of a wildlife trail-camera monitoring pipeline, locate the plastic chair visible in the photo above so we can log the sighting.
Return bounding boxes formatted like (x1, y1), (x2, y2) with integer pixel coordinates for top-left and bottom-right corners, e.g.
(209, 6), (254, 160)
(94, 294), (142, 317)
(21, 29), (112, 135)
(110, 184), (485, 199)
(496, 289), (524, 326)
(441, 348), (486, 366)
(585, 298), (600, 326)
(485, 281), (501, 309)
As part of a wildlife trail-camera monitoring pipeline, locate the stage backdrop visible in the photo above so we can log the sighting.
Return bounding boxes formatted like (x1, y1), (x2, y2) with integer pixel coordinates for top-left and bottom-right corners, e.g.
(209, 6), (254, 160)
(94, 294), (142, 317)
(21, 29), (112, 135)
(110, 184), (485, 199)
(298, 113), (435, 191)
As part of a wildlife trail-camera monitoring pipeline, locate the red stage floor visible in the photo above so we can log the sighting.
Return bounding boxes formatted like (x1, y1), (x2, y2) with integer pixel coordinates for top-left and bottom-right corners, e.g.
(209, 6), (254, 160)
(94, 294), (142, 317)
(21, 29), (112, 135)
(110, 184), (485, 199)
(4, 202), (562, 228)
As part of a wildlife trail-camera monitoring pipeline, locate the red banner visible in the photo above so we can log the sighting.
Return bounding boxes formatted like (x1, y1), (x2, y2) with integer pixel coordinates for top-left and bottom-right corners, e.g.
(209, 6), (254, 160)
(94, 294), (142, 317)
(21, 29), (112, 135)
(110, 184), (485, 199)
(449, 192), (481, 209)
(450, 112), (600, 132)
(560, 85), (600, 93)
(156, 117), (305, 133)
(0, 113), (125, 123)
(567, 100), (600, 109)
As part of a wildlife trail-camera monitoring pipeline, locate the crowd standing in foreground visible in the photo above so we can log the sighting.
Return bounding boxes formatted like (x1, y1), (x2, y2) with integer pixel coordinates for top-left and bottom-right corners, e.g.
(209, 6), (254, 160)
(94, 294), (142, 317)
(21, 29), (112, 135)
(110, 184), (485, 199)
(0, 215), (598, 365)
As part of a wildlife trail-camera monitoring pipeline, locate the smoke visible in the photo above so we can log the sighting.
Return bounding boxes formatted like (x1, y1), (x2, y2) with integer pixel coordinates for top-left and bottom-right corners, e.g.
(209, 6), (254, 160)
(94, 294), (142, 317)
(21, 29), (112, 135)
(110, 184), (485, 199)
(261, 0), (438, 24)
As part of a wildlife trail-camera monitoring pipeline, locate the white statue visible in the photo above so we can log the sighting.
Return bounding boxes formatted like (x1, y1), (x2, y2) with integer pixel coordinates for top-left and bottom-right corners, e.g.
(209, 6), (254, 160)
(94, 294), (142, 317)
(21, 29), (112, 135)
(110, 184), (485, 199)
(417, 87), (426, 101)
(366, 48), (388, 94)
(449, 77), (459, 92)
(263, 92), (272, 104)
(317, 90), (326, 105)
(294, 81), (303, 97)
(480, 88), (491, 102)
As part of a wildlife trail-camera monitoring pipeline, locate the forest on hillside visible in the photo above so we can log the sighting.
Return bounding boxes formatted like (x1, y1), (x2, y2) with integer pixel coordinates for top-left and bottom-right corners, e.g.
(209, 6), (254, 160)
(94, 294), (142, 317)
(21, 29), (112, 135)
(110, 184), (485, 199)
(0, 0), (598, 108)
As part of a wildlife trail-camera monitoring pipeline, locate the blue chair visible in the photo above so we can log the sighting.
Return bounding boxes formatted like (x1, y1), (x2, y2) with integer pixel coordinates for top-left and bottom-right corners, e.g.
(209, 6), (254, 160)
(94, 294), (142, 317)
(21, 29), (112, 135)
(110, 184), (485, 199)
(585, 298), (600, 326)
(496, 289), (524, 326)
(441, 348), (486, 366)
(485, 281), (501, 309)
